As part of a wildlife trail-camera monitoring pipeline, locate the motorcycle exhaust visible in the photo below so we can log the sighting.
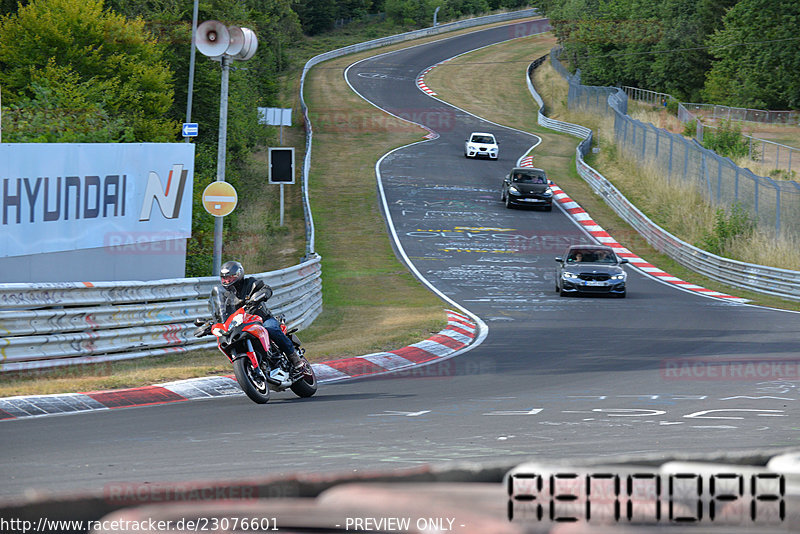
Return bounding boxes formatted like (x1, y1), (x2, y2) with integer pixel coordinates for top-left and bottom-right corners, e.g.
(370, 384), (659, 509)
(267, 368), (291, 388)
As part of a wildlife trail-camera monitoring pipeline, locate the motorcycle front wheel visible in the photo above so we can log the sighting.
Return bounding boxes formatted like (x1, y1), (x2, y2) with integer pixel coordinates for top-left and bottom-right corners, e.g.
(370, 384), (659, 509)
(232, 357), (271, 404)
(290, 358), (318, 398)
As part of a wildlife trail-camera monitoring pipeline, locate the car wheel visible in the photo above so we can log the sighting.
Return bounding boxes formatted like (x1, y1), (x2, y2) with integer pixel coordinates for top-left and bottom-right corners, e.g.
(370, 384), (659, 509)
(616, 291), (626, 299)
(500, 189), (505, 202)
(504, 194), (513, 209)
(544, 203), (553, 212)
(559, 287), (568, 297)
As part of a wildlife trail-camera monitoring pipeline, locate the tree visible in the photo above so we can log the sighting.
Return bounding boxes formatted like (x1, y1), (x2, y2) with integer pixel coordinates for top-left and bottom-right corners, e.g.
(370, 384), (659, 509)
(704, 0), (800, 109)
(0, 0), (176, 142)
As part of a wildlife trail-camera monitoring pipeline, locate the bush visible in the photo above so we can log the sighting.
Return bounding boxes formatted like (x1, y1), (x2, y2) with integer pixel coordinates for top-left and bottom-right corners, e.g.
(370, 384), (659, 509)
(699, 202), (755, 255)
(702, 120), (750, 159)
(682, 119), (697, 138)
(666, 99), (679, 116)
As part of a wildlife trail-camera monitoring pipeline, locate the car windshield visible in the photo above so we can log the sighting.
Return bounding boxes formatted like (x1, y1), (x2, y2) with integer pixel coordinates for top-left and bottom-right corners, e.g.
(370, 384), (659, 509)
(567, 249), (616, 263)
(471, 135), (494, 144)
(512, 172), (546, 184)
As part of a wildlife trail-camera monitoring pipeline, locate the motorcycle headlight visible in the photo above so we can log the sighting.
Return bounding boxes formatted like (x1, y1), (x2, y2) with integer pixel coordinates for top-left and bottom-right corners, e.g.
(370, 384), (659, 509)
(230, 314), (244, 327)
(508, 186), (520, 195)
(212, 327), (224, 337)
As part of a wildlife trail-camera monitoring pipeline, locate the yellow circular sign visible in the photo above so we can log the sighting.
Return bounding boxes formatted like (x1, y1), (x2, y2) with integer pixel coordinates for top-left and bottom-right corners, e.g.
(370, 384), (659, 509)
(202, 181), (238, 217)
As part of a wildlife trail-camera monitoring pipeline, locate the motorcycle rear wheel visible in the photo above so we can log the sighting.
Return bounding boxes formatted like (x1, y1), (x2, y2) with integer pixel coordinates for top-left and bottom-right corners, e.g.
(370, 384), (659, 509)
(233, 357), (271, 404)
(290, 358), (318, 398)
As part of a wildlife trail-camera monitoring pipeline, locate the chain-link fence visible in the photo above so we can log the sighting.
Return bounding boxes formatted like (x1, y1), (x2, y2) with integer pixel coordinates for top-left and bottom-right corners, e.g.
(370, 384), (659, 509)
(624, 88), (799, 175)
(552, 48), (800, 239)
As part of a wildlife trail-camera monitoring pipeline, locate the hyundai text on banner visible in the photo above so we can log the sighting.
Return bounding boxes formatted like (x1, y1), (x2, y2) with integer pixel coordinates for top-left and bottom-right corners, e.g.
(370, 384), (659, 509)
(0, 143), (195, 258)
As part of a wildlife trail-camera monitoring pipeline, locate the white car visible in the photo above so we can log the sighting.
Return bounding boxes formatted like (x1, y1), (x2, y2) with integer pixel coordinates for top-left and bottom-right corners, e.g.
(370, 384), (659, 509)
(464, 132), (499, 160)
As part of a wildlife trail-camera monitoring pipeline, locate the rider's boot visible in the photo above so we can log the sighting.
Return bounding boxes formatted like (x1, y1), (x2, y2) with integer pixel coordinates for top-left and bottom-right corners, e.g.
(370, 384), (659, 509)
(287, 350), (305, 377)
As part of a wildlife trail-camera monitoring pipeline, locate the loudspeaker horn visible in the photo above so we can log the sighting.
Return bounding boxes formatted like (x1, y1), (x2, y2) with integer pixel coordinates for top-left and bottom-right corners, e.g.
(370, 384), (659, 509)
(196, 20), (230, 58)
(225, 26), (245, 57)
(232, 27), (258, 61)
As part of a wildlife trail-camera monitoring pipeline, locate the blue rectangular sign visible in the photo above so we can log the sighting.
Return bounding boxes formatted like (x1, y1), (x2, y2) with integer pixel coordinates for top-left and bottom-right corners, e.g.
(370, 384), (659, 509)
(182, 123), (198, 137)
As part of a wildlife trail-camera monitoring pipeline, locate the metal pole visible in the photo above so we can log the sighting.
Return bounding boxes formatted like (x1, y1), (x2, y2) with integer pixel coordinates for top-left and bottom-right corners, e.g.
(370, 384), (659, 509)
(212, 55), (231, 276)
(185, 0), (199, 143)
(280, 184), (285, 226)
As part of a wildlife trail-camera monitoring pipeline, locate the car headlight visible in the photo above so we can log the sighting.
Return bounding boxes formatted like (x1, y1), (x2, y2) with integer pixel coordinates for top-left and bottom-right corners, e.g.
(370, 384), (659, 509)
(542, 187), (553, 197)
(508, 186), (520, 195)
(610, 273), (626, 280)
(467, 144), (477, 151)
(489, 147), (498, 152)
(562, 272), (578, 279)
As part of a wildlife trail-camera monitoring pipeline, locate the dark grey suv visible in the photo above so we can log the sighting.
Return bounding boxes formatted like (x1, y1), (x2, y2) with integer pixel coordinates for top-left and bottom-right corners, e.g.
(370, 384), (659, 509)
(500, 167), (553, 210)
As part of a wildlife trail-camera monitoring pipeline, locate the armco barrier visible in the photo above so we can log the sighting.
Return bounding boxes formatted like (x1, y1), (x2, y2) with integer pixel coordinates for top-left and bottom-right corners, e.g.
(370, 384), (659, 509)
(528, 54), (800, 302)
(0, 256), (322, 372)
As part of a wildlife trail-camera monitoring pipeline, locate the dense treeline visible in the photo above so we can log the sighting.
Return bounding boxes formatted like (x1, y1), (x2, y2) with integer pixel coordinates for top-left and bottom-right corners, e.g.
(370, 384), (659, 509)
(537, 0), (800, 109)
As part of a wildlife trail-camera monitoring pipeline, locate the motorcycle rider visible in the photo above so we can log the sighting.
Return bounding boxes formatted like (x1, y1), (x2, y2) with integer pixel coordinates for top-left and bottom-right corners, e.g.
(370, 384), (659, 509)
(217, 260), (305, 376)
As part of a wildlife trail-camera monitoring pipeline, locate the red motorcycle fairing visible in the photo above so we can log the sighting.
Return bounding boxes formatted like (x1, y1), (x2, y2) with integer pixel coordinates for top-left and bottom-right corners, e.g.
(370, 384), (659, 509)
(211, 307), (271, 369)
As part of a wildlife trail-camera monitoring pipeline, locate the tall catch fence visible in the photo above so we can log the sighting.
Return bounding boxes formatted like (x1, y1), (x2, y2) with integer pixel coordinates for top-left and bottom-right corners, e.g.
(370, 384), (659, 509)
(551, 48), (800, 239)
(623, 88), (799, 176)
(530, 51), (800, 302)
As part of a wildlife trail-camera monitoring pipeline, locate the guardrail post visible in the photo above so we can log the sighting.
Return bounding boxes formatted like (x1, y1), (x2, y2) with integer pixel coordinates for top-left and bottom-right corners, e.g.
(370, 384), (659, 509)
(734, 166), (740, 202)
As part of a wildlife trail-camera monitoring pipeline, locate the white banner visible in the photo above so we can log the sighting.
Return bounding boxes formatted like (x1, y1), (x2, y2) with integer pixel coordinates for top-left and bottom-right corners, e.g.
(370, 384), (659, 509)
(0, 143), (194, 258)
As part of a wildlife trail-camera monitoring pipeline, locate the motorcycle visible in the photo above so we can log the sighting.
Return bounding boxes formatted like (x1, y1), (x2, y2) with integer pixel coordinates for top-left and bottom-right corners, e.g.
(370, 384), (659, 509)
(194, 285), (317, 404)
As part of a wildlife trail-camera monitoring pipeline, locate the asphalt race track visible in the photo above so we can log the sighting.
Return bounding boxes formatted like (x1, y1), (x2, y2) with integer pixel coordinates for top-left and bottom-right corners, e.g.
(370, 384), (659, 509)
(2, 20), (799, 501)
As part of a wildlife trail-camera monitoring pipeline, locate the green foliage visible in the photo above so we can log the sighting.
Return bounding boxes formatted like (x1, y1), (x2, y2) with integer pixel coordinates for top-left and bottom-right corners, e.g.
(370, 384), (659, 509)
(384, 0), (442, 26)
(701, 120), (750, 159)
(665, 98), (679, 116)
(682, 119), (697, 138)
(703, 0), (800, 109)
(699, 202), (755, 255)
(768, 169), (798, 182)
(0, 0), (177, 142)
(540, 0), (736, 102)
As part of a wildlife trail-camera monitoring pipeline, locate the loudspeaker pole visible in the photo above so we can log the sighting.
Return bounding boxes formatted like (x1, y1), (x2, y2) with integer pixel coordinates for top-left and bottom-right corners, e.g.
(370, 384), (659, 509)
(185, 0), (199, 144)
(196, 20), (258, 276)
(212, 54), (231, 276)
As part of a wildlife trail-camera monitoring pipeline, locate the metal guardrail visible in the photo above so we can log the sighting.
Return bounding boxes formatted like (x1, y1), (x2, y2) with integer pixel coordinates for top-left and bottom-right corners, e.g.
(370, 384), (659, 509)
(528, 54), (800, 302)
(299, 8), (539, 254)
(0, 256), (322, 372)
